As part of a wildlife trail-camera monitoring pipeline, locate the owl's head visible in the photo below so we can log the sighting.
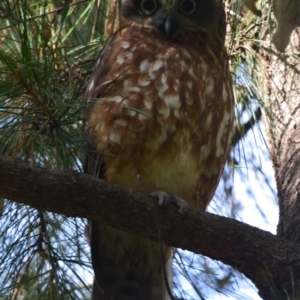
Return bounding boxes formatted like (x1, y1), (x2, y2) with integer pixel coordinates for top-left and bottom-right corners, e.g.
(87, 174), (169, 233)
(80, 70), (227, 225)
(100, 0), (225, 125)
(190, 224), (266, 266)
(121, 0), (226, 42)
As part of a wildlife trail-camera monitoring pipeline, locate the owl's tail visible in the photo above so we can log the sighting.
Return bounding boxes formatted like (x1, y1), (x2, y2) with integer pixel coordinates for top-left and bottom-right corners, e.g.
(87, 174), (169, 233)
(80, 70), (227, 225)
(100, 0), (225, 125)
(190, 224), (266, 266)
(86, 222), (173, 300)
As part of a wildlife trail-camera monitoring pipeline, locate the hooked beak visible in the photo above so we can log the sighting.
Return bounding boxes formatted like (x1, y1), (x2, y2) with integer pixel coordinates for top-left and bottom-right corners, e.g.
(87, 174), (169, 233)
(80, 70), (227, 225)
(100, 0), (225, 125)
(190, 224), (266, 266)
(154, 17), (178, 38)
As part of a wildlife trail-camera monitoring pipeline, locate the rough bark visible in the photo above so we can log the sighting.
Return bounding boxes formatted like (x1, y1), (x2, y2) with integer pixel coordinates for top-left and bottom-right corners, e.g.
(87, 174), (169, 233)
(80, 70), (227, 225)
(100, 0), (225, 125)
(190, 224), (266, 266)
(252, 11), (300, 298)
(257, 31), (300, 242)
(0, 155), (300, 299)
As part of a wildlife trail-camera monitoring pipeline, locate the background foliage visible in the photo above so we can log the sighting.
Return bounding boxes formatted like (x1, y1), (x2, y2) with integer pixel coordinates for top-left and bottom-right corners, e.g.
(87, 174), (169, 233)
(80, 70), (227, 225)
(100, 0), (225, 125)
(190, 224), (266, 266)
(0, 0), (278, 299)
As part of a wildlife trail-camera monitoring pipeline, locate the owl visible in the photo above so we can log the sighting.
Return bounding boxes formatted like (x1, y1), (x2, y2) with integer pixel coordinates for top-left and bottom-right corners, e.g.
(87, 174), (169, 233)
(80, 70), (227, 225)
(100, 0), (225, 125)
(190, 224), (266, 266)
(84, 0), (235, 299)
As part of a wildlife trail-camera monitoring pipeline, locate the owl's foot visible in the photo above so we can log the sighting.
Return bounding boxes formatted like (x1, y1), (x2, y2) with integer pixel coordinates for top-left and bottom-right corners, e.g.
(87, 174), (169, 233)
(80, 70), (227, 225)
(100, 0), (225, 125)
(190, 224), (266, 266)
(150, 190), (189, 215)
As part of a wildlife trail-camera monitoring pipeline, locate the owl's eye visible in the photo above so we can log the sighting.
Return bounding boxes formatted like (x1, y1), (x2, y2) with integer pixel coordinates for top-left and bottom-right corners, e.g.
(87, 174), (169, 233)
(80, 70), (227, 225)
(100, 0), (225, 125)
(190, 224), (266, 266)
(179, 0), (197, 15)
(139, 0), (158, 16)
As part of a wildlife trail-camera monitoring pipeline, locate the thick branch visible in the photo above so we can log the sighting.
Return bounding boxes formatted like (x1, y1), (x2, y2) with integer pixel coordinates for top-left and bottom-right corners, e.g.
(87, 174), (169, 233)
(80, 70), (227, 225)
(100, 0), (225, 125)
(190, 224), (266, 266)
(0, 155), (299, 299)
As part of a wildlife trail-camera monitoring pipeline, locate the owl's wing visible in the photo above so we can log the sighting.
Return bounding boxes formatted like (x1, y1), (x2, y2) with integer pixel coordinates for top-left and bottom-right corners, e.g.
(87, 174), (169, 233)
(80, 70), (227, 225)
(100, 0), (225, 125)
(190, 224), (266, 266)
(84, 34), (115, 299)
(83, 32), (118, 183)
(84, 34), (119, 198)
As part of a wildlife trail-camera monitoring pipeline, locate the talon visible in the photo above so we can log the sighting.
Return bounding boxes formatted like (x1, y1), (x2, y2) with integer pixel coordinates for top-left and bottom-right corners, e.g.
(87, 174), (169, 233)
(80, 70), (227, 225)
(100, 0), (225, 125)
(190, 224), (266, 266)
(171, 195), (189, 216)
(150, 190), (170, 208)
(150, 190), (189, 215)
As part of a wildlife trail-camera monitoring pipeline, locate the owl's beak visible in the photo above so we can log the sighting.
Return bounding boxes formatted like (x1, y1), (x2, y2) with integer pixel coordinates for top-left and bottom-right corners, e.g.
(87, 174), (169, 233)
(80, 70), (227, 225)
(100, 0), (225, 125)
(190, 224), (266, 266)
(155, 17), (177, 38)
(164, 19), (173, 37)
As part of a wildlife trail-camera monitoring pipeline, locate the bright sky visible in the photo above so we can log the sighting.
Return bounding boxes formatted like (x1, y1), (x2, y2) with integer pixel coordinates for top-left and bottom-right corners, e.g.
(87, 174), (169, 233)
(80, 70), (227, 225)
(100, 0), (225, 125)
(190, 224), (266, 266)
(206, 120), (278, 300)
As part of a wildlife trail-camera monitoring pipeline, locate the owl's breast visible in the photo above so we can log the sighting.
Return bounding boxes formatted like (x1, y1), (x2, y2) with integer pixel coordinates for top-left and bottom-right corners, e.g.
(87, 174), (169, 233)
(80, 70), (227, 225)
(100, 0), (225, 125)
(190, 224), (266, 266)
(89, 26), (225, 150)
(88, 25), (234, 207)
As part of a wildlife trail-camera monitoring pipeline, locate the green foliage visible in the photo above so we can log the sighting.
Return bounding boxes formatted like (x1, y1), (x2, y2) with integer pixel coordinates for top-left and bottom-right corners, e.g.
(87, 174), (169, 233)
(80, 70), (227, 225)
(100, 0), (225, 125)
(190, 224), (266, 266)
(0, 0), (109, 298)
(0, 0), (109, 166)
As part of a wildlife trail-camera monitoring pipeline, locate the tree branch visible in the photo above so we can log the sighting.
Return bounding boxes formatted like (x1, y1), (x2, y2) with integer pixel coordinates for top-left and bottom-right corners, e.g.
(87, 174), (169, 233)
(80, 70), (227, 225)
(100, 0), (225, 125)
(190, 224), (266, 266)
(0, 155), (299, 299)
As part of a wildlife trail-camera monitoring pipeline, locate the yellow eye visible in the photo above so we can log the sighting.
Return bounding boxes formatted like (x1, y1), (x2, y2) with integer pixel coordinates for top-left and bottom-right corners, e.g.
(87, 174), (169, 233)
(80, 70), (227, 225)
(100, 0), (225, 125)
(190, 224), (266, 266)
(179, 0), (197, 15)
(139, 0), (158, 16)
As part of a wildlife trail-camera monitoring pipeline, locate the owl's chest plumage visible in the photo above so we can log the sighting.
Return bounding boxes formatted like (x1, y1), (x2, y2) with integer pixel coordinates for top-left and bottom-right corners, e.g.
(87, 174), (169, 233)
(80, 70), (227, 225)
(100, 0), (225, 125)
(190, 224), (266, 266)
(88, 24), (234, 208)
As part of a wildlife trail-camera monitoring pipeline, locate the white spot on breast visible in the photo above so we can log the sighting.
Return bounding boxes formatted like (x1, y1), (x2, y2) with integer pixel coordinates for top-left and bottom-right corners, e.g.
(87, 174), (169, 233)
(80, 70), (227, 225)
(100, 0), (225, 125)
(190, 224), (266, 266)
(187, 81), (193, 90)
(140, 60), (149, 72)
(114, 119), (128, 126)
(121, 41), (130, 48)
(117, 52), (133, 65)
(129, 86), (141, 92)
(151, 60), (163, 72)
(110, 131), (121, 144)
(138, 78), (150, 86)
(126, 52), (133, 59)
(126, 108), (137, 117)
(157, 106), (170, 119)
(157, 73), (169, 99)
(111, 96), (123, 103)
(164, 94), (181, 109)
(144, 98), (153, 109)
(123, 80), (141, 93)
(116, 54), (124, 65)
(123, 99), (130, 106)
(147, 60), (164, 80)
(123, 79), (131, 91)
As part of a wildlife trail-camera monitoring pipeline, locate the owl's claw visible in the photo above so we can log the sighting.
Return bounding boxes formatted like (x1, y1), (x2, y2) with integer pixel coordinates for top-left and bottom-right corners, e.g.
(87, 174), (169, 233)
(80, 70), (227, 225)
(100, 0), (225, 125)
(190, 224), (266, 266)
(150, 190), (189, 215)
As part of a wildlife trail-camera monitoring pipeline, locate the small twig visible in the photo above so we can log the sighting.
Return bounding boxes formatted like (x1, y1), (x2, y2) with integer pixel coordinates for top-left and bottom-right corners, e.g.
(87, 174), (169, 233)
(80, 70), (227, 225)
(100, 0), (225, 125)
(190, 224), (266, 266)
(0, 0), (90, 30)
